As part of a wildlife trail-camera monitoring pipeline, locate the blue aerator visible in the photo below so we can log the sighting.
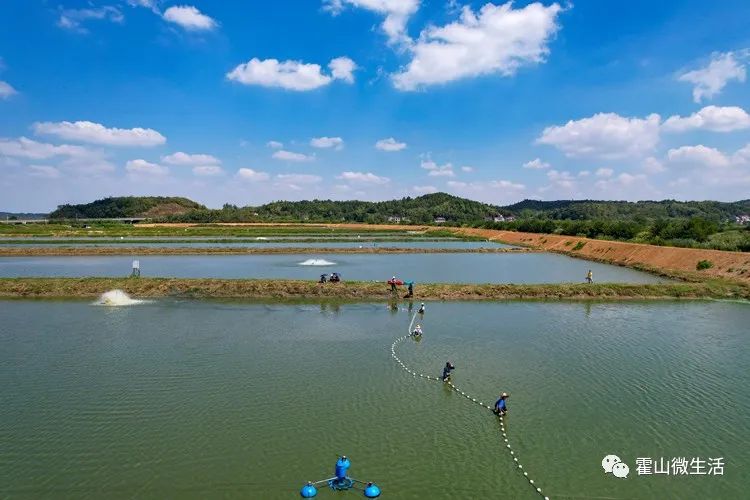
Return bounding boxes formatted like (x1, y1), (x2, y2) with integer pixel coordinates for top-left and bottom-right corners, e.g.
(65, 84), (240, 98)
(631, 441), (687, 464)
(299, 455), (381, 497)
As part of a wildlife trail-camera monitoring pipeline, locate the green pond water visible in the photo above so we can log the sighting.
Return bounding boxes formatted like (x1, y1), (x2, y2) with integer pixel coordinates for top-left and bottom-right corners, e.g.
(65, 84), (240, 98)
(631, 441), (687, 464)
(1, 300), (747, 499)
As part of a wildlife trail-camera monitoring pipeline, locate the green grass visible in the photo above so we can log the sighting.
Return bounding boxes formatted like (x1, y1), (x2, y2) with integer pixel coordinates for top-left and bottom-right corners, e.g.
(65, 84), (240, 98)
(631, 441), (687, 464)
(572, 241), (587, 251)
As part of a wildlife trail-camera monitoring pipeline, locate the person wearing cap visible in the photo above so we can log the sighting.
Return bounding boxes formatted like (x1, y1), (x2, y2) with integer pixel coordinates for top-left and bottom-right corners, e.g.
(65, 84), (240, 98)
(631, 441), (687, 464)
(586, 269), (593, 284)
(390, 275), (397, 292)
(442, 361), (455, 382)
(494, 393), (509, 416)
(418, 302), (425, 314)
(412, 324), (422, 337)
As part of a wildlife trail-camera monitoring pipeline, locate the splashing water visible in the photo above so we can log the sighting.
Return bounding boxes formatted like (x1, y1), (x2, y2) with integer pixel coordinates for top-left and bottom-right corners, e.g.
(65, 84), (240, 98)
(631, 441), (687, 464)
(298, 259), (336, 266)
(95, 289), (143, 306)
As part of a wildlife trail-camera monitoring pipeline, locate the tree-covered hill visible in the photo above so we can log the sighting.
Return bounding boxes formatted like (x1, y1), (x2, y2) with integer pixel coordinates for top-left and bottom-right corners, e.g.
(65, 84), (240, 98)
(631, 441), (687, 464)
(50, 197), (205, 219)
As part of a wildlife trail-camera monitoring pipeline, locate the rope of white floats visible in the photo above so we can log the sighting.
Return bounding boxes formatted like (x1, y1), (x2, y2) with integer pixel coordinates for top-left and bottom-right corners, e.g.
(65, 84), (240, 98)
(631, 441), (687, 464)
(389, 312), (550, 500)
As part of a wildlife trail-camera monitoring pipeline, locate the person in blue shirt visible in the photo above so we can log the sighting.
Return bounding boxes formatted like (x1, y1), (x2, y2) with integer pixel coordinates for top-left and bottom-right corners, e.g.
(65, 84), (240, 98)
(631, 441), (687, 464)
(442, 361), (455, 382)
(494, 393), (509, 416)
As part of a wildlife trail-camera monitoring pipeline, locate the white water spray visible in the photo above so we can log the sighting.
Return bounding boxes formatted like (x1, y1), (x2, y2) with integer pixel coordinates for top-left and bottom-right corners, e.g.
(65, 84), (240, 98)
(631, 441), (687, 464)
(95, 289), (144, 306)
(298, 259), (336, 266)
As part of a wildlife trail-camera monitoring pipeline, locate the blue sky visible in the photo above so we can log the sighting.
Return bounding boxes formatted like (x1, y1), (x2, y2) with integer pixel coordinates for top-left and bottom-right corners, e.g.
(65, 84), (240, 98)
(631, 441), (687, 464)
(1, 0), (750, 211)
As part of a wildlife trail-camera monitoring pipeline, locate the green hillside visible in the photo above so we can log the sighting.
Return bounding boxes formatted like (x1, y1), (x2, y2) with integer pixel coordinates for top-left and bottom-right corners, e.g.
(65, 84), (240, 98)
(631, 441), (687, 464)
(50, 197), (205, 219)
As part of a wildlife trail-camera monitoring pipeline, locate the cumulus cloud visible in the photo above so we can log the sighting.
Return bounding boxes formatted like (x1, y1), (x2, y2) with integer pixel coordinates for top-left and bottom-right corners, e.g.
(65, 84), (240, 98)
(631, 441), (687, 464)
(523, 158), (550, 169)
(272, 150), (315, 162)
(57, 6), (123, 33)
(324, 0), (420, 45)
(161, 152), (220, 165)
(192, 165), (224, 176)
(28, 165), (61, 179)
(163, 5), (218, 31)
(733, 144), (750, 165)
(227, 57), (356, 91)
(678, 51), (747, 103)
(392, 2), (563, 91)
(275, 173), (323, 190)
(0, 81), (17, 99)
(33, 121), (166, 147)
(310, 136), (344, 150)
(328, 57), (357, 83)
(421, 159), (454, 177)
(375, 137), (407, 151)
(667, 145), (731, 168)
(595, 168), (613, 178)
(460, 166), (474, 173)
(537, 112), (661, 160)
(336, 171), (390, 184)
(662, 105), (750, 133)
(0, 137), (91, 160)
(266, 141), (283, 149)
(236, 168), (270, 181)
(125, 159), (168, 176)
(642, 157), (666, 174)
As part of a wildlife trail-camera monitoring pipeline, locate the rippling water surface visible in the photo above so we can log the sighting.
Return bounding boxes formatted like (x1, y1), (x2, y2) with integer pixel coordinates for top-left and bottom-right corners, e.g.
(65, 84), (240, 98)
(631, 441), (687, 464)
(1, 300), (747, 499)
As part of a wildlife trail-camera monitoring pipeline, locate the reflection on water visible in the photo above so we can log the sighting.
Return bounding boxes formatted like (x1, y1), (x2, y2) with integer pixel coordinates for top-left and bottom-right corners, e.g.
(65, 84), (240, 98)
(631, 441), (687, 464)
(0, 300), (747, 499)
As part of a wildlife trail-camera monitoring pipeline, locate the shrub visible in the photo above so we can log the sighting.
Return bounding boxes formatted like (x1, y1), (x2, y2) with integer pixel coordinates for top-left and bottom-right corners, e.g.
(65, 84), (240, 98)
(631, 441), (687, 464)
(696, 260), (714, 270)
(572, 241), (586, 251)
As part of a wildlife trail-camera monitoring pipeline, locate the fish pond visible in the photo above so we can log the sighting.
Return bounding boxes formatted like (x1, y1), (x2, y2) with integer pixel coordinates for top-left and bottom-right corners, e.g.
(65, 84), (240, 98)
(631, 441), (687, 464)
(0, 252), (668, 284)
(0, 299), (747, 499)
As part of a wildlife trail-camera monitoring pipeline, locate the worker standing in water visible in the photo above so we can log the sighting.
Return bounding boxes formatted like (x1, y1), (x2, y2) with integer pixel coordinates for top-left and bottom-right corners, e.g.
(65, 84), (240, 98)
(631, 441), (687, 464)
(442, 362), (455, 382)
(418, 303), (425, 315)
(586, 269), (593, 283)
(494, 393), (509, 416)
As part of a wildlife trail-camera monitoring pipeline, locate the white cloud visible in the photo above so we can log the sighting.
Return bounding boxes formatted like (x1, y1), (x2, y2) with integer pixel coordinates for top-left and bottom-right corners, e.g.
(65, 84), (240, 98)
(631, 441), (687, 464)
(328, 57), (357, 83)
(546, 169), (576, 189)
(375, 137), (407, 151)
(57, 6), (123, 33)
(236, 168), (270, 181)
(0, 137), (91, 160)
(33, 121), (166, 147)
(127, 0), (159, 12)
(162, 5), (217, 31)
(678, 51), (747, 103)
(310, 136), (344, 150)
(662, 105), (750, 133)
(667, 145), (730, 168)
(227, 57), (356, 91)
(595, 168), (613, 178)
(447, 179), (525, 193)
(642, 157), (666, 174)
(161, 152), (220, 165)
(125, 159), (169, 176)
(266, 141), (283, 149)
(392, 2), (563, 91)
(192, 165), (224, 176)
(324, 0), (420, 46)
(733, 144), (750, 165)
(28, 165), (61, 179)
(272, 150), (315, 162)
(412, 185), (438, 194)
(460, 166), (474, 172)
(523, 158), (550, 169)
(421, 159), (454, 177)
(337, 171), (390, 184)
(0, 81), (17, 99)
(537, 112), (661, 160)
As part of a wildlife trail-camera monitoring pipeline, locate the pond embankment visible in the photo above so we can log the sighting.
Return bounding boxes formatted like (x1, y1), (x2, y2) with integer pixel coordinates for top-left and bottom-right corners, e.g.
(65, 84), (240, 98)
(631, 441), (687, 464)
(1, 277), (747, 301)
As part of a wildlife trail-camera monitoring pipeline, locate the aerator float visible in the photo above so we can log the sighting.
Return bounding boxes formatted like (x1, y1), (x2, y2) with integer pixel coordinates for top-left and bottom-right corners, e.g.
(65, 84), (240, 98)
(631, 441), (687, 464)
(300, 456), (381, 498)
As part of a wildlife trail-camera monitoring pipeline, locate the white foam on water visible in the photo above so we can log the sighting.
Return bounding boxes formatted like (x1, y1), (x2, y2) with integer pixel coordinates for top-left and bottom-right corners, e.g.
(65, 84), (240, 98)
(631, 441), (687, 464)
(298, 259), (336, 266)
(94, 289), (144, 306)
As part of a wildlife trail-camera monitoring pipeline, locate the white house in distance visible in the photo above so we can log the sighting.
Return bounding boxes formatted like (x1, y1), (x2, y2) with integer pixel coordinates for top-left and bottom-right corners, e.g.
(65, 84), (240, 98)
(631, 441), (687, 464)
(736, 214), (750, 224)
(387, 216), (410, 223)
(434, 217), (447, 224)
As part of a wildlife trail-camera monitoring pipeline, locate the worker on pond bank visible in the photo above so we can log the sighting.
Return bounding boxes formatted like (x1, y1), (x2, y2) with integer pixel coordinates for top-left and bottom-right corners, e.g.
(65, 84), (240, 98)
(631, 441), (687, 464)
(390, 275), (397, 292)
(494, 393), (509, 416)
(442, 361), (455, 382)
(407, 282), (414, 297)
(586, 270), (593, 284)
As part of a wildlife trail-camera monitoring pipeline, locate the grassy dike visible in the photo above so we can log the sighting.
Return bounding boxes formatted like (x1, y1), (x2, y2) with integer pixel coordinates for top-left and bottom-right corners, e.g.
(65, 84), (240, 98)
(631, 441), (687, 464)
(0, 247), (531, 256)
(1, 277), (748, 301)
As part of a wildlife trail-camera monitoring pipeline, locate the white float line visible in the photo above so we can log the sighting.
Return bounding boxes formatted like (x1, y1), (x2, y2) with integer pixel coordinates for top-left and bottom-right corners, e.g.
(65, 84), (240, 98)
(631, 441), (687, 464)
(390, 311), (549, 499)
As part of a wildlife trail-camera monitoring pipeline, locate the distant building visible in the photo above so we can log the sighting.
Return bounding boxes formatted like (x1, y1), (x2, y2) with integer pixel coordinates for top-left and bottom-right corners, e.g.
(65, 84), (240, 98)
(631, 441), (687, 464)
(387, 216), (410, 223)
(504, 216), (517, 222)
(736, 215), (750, 224)
(434, 217), (447, 224)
